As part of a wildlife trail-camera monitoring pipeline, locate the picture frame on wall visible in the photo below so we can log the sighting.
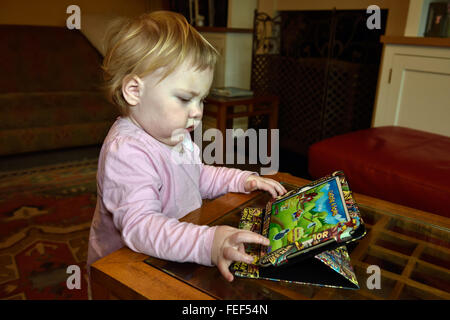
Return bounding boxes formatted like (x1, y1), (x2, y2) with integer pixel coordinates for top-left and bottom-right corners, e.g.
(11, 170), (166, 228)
(424, 2), (450, 37)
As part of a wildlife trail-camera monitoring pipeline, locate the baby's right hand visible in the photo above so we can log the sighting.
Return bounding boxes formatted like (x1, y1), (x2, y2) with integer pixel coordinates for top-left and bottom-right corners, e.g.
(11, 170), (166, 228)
(211, 225), (270, 282)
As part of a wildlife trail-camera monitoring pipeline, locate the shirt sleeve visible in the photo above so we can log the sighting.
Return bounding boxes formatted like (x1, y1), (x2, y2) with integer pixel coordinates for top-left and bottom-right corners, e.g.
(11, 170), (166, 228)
(101, 137), (216, 266)
(199, 164), (258, 199)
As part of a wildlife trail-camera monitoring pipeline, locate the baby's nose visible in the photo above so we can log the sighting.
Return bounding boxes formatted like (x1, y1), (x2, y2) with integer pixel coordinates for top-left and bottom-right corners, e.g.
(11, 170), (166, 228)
(189, 104), (203, 118)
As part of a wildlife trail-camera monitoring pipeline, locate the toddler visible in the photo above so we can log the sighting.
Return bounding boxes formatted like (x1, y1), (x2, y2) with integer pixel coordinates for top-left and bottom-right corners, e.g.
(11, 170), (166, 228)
(87, 11), (286, 282)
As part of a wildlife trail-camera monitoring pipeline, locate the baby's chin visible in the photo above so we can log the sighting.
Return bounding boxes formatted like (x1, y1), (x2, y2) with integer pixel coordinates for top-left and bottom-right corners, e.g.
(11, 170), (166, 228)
(157, 124), (199, 147)
(167, 128), (190, 145)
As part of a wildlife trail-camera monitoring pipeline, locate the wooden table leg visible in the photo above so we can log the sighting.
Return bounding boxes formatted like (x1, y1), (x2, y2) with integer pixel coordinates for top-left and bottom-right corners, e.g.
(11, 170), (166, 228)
(217, 104), (227, 137)
(217, 104), (227, 164)
(268, 99), (279, 157)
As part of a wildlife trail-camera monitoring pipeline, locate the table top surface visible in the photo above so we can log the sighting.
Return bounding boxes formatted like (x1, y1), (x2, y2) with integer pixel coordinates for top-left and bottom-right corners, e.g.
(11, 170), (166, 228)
(91, 172), (450, 300)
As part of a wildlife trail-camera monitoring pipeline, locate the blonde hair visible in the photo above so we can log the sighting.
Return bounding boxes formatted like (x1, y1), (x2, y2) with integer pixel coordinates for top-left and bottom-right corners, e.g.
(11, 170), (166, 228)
(102, 11), (218, 115)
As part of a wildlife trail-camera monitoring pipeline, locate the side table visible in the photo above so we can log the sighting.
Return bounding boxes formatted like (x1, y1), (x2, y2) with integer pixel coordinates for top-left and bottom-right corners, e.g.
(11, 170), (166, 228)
(204, 94), (279, 137)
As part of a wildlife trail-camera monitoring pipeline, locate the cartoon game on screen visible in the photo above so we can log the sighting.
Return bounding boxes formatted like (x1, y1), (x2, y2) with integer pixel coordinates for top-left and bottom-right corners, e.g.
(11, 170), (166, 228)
(267, 177), (350, 254)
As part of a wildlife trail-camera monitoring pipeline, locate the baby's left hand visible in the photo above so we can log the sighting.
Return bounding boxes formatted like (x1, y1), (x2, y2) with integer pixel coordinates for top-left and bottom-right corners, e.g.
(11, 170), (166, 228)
(244, 175), (287, 199)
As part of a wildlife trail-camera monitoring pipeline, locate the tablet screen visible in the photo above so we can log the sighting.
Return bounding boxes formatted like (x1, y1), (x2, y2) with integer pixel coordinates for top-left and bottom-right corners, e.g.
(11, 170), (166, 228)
(267, 177), (350, 253)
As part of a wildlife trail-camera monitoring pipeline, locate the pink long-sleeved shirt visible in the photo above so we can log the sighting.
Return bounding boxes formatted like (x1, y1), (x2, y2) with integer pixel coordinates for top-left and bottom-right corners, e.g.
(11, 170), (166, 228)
(87, 117), (255, 270)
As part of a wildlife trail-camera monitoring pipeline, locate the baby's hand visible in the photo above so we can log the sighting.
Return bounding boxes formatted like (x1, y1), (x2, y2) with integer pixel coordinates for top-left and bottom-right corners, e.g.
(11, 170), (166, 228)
(244, 175), (287, 199)
(211, 226), (269, 282)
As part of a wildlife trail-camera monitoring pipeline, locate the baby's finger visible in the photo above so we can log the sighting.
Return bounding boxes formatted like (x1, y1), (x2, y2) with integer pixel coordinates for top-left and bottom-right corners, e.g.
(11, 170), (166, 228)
(238, 243), (246, 254)
(264, 178), (287, 195)
(274, 181), (288, 194)
(251, 179), (276, 198)
(223, 246), (254, 265)
(230, 230), (270, 247)
(217, 260), (234, 282)
(261, 181), (278, 198)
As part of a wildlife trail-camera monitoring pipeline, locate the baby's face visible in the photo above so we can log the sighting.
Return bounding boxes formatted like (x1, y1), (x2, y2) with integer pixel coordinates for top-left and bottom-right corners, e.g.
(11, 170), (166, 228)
(129, 60), (214, 146)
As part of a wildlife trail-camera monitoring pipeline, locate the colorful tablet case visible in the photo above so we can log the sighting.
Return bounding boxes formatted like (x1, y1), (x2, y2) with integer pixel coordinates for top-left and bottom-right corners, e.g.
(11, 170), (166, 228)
(231, 171), (365, 289)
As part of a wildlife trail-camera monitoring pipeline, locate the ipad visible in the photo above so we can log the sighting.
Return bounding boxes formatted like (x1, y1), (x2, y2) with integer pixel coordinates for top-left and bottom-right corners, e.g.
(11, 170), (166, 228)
(257, 173), (364, 267)
(267, 176), (350, 254)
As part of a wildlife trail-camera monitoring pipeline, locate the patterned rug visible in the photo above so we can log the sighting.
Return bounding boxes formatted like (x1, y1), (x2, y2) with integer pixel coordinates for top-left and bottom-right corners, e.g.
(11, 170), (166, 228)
(0, 159), (98, 299)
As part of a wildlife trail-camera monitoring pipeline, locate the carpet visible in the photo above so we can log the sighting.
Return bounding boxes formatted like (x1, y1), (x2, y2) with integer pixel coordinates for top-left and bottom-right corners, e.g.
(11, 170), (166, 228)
(0, 159), (98, 299)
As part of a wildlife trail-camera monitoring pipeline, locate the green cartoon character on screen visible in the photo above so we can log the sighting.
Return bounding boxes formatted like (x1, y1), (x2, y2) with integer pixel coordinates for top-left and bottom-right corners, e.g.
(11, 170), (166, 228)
(268, 181), (348, 253)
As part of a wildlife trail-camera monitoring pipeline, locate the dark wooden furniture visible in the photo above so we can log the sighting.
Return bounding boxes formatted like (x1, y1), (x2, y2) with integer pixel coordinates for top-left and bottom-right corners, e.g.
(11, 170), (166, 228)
(204, 94), (279, 138)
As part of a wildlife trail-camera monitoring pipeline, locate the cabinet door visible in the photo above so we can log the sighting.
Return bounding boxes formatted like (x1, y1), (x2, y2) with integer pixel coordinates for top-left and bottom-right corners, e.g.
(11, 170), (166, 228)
(377, 51), (450, 137)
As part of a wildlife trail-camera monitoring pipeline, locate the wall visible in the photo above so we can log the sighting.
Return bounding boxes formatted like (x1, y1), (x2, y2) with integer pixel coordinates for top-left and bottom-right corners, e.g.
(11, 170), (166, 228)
(257, 0), (410, 36)
(0, 0), (165, 26)
(228, 0), (258, 28)
(0, 0), (168, 57)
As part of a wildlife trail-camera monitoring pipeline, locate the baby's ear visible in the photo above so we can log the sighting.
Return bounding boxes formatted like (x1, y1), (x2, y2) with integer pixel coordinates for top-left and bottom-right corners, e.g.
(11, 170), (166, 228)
(122, 75), (143, 106)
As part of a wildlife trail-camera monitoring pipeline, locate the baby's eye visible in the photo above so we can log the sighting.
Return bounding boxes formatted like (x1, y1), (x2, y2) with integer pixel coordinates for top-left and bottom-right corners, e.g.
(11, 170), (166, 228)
(178, 97), (191, 103)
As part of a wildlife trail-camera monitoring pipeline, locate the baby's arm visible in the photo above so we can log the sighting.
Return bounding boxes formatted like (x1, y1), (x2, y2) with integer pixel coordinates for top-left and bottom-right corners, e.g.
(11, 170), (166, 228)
(199, 164), (286, 199)
(101, 139), (216, 266)
(199, 165), (253, 198)
(196, 141), (285, 199)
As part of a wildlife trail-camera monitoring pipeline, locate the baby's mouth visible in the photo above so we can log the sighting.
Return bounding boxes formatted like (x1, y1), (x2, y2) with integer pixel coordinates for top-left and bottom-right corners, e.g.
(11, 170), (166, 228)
(186, 120), (201, 132)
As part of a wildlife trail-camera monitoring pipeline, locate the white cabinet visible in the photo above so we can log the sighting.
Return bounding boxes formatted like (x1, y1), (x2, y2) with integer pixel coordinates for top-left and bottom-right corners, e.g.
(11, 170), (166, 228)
(373, 38), (450, 137)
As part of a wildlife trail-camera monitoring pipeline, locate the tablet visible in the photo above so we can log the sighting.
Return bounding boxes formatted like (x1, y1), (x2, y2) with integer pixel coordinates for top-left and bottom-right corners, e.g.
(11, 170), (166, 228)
(258, 172), (365, 267)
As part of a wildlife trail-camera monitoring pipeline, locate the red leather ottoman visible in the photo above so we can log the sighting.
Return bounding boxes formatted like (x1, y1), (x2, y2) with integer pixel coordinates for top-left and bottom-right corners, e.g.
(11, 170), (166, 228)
(308, 126), (450, 217)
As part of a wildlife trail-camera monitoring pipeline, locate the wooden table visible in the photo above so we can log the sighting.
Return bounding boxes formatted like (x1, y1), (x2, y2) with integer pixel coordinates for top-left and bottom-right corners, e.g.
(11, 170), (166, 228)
(90, 172), (450, 300)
